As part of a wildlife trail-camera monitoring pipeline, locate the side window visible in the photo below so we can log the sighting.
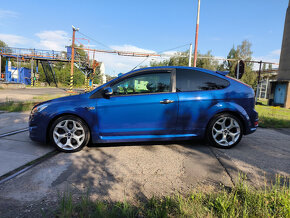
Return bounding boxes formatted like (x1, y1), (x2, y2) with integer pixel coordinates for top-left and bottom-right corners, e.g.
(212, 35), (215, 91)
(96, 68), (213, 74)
(176, 69), (229, 92)
(111, 72), (171, 96)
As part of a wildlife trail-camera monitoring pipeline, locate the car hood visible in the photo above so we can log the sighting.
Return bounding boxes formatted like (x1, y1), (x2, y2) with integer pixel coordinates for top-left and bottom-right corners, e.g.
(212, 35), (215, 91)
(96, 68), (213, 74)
(34, 93), (89, 108)
(53, 93), (88, 102)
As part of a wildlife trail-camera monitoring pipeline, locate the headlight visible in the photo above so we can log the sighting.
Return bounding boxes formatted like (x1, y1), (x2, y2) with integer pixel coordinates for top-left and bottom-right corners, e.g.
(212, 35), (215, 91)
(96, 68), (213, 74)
(31, 104), (48, 116)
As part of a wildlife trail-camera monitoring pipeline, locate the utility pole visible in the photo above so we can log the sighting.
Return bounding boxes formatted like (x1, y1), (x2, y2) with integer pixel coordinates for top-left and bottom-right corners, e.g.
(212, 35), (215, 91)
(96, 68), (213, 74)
(31, 58), (34, 87)
(188, 43), (193, 67)
(236, 60), (240, 79)
(69, 25), (79, 92)
(193, 0), (201, 67)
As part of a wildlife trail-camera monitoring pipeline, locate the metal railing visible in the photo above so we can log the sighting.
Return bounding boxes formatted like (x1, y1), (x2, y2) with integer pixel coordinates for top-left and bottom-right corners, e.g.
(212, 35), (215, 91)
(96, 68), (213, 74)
(0, 47), (69, 61)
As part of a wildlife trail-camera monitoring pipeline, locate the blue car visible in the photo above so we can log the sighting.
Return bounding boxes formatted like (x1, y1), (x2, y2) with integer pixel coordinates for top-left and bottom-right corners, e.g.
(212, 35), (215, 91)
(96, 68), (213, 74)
(29, 66), (258, 152)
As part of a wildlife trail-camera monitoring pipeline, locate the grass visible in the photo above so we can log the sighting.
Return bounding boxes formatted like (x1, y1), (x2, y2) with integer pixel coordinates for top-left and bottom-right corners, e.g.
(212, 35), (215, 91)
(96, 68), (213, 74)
(0, 101), (36, 112)
(55, 175), (289, 218)
(32, 94), (69, 101)
(0, 94), (70, 112)
(256, 100), (290, 128)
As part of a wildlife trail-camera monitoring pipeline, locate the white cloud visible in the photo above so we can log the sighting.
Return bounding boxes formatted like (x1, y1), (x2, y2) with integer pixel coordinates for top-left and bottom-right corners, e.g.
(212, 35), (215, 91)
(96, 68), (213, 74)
(0, 30), (70, 50)
(0, 9), (18, 18)
(0, 33), (28, 46)
(35, 30), (70, 51)
(161, 51), (178, 56)
(253, 49), (280, 69)
(252, 49), (281, 70)
(94, 52), (152, 75)
(110, 44), (155, 53)
(270, 49), (281, 56)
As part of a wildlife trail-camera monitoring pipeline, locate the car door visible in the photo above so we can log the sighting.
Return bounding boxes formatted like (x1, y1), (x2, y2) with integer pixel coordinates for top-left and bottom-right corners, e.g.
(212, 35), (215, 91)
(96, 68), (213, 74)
(95, 69), (178, 139)
(175, 68), (230, 135)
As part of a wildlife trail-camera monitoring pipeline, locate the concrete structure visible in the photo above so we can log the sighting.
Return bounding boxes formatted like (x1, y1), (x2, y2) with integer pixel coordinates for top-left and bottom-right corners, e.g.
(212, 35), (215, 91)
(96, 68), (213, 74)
(278, 0), (290, 81)
(269, 1), (290, 108)
(100, 62), (106, 84)
(256, 69), (278, 99)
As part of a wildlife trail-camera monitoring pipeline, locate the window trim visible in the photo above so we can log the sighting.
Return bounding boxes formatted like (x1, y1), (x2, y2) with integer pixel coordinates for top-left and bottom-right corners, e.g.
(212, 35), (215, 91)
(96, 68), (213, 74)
(91, 68), (175, 98)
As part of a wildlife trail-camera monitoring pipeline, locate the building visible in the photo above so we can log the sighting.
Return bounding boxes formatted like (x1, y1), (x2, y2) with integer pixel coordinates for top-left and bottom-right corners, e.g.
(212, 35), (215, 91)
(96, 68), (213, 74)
(256, 69), (278, 100)
(268, 0), (290, 108)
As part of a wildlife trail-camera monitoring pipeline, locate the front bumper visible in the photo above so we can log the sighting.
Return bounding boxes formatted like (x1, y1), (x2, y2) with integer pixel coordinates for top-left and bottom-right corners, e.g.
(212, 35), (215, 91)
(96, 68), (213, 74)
(29, 113), (49, 143)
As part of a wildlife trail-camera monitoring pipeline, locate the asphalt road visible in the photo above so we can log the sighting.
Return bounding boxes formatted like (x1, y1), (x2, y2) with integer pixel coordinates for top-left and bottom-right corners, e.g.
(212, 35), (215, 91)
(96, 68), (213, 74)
(0, 128), (289, 217)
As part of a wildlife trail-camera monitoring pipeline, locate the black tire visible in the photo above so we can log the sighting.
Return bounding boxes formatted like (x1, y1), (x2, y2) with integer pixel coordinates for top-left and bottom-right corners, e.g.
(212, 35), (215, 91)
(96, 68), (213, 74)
(49, 115), (90, 153)
(206, 113), (243, 149)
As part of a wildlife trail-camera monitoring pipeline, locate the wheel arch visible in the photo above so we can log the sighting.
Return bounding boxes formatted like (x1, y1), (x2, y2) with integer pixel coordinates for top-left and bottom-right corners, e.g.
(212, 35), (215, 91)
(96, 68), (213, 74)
(206, 110), (246, 135)
(46, 113), (92, 143)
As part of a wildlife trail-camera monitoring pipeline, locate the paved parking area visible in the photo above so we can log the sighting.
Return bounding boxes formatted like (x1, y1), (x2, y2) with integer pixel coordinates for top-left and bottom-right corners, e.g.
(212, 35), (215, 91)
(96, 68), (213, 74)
(0, 132), (54, 176)
(0, 112), (55, 176)
(0, 88), (67, 102)
(0, 111), (289, 217)
(0, 112), (29, 134)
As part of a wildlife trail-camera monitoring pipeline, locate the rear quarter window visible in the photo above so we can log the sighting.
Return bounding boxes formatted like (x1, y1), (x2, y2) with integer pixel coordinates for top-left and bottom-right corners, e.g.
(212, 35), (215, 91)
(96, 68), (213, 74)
(176, 69), (230, 92)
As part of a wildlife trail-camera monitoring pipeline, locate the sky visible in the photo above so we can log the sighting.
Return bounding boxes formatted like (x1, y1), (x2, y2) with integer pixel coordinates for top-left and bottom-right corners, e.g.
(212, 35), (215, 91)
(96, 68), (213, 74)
(0, 0), (288, 75)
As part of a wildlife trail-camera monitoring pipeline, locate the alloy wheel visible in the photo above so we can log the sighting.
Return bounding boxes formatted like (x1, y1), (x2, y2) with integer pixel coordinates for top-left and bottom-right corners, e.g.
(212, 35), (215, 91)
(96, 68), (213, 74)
(53, 119), (85, 151)
(212, 116), (241, 147)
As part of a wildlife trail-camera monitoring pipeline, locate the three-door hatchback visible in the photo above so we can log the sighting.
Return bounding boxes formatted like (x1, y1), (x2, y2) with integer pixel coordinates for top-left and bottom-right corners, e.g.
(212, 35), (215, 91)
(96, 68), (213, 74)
(29, 66), (258, 152)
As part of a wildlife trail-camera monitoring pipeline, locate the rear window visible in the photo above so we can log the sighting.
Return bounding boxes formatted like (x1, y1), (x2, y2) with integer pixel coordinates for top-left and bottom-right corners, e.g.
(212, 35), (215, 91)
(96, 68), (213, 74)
(176, 69), (229, 92)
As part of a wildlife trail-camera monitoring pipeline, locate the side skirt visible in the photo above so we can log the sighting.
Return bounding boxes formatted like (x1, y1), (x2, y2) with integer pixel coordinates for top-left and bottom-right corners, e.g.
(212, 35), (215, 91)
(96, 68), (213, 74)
(94, 133), (197, 143)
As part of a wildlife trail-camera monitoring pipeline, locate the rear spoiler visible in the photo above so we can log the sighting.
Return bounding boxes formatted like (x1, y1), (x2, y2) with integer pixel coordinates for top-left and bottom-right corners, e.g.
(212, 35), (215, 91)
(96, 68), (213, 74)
(216, 71), (230, 76)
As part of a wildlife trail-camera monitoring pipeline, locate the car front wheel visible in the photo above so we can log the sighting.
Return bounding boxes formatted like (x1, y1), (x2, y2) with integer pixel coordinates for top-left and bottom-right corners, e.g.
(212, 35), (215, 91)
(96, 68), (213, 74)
(207, 113), (243, 149)
(49, 115), (90, 152)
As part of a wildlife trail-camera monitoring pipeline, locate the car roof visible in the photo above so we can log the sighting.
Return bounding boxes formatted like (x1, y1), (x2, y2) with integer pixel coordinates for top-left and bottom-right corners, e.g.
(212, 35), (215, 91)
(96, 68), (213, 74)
(122, 66), (219, 77)
(125, 66), (230, 79)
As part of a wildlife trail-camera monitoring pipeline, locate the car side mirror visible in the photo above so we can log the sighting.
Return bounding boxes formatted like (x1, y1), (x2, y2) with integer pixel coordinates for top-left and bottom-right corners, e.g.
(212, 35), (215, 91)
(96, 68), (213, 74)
(103, 87), (113, 97)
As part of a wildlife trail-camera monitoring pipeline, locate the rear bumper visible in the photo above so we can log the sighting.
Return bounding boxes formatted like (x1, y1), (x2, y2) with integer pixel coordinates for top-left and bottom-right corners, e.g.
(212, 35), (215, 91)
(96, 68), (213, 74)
(244, 116), (259, 135)
(246, 127), (257, 135)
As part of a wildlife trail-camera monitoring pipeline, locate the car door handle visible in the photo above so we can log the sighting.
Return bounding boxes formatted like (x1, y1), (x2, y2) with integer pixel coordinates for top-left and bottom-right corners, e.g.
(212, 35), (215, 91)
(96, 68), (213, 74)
(160, 99), (174, 104)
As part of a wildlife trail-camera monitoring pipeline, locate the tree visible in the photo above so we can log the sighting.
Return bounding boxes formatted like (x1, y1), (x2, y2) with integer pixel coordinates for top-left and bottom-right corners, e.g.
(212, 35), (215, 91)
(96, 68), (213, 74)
(168, 51), (189, 66)
(149, 59), (169, 67)
(262, 63), (267, 72)
(148, 50), (219, 70)
(237, 40), (256, 88)
(223, 40), (256, 88)
(196, 51), (219, 71)
(0, 40), (7, 73)
(223, 46), (237, 77)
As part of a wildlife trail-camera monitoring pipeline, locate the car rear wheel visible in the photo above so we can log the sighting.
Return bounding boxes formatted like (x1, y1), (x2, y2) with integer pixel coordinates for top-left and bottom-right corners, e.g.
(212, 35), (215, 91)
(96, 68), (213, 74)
(50, 115), (90, 152)
(207, 113), (243, 149)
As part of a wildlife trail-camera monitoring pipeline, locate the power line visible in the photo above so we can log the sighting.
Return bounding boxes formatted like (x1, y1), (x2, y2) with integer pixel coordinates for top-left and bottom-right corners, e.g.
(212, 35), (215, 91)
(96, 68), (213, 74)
(77, 31), (112, 50)
(131, 43), (190, 71)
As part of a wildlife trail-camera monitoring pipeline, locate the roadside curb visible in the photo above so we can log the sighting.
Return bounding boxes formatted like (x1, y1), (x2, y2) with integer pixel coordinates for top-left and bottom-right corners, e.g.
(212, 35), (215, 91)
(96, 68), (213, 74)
(0, 128), (29, 138)
(209, 147), (241, 186)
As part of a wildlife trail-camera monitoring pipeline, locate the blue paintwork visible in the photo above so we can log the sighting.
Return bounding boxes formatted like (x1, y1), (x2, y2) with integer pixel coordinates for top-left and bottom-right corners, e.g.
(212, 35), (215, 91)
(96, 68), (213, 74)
(274, 83), (287, 105)
(29, 66), (258, 144)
